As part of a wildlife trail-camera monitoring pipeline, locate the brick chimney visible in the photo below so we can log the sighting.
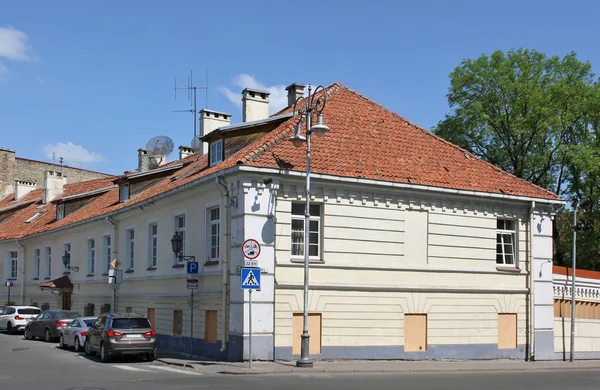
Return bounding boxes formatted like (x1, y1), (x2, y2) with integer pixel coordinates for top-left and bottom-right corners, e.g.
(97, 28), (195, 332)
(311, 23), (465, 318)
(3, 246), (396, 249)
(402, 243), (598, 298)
(242, 88), (270, 122)
(200, 109), (231, 155)
(43, 170), (67, 204)
(285, 83), (305, 107)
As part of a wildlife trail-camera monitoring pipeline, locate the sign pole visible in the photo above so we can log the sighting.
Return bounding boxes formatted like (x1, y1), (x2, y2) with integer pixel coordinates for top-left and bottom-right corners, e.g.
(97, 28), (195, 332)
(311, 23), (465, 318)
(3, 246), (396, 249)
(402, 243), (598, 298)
(190, 289), (194, 357)
(249, 289), (252, 369)
(7, 284), (11, 305)
(113, 287), (116, 313)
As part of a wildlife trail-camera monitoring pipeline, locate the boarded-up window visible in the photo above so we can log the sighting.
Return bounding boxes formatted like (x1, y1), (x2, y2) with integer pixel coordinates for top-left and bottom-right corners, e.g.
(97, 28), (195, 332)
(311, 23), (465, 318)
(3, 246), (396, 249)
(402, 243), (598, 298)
(404, 313), (427, 352)
(84, 303), (95, 316)
(173, 310), (183, 336)
(147, 308), (155, 327)
(404, 210), (428, 265)
(498, 313), (517, 349)
(292, 313), (322, 355)
(204, 310), (218, 343)
(125, 306), (132, 313)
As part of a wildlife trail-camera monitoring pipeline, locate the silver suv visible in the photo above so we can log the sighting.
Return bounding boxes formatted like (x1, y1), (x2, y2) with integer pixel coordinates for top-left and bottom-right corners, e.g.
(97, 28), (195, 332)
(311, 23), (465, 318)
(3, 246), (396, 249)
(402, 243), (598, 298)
(84, 312), (156, 362)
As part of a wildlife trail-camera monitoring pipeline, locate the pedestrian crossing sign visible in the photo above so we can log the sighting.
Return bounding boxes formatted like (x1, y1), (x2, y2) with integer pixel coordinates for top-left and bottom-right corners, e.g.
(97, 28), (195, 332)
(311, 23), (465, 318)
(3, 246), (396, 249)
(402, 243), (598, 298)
(241, 267), (261, 290)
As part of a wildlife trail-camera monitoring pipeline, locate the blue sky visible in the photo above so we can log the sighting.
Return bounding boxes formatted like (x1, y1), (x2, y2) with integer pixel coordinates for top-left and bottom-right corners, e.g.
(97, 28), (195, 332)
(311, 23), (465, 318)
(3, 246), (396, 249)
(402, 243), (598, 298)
(1, 0), (599, 175)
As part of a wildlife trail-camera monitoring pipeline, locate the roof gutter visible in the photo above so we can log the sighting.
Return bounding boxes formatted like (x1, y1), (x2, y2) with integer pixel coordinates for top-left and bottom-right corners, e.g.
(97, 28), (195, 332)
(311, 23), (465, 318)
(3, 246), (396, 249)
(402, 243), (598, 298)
(0, 165), (242, 243)
(237, 166), (565, 205)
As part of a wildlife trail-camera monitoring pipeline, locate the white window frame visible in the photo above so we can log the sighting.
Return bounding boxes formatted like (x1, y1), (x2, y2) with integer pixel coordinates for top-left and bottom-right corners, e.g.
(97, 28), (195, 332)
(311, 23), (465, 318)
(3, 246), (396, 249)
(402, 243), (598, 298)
(63, 243), (71, 273)
(174, 214), (187, 264)
(126, 228), (135, 270)
(8, 250), (18, 279)
(44, 246), (52, 278)
(206, 205), (220, 263)
(87, 238), (96, 275)
(119, 183), (130, 202)
(209, 140), (223, 166)
(33, 248), (40, 279)
(103, 235), (112, 274)
(56, 203), (65, 220)
(148, 222), (158, 268)
(290, 202), (322, 261)
(496, 219), (517, 267)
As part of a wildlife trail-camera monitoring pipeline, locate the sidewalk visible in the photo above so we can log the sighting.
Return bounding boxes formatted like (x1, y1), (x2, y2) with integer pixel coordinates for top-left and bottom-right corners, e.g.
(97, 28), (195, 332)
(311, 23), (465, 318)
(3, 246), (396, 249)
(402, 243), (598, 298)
(155, 355), (600, 376)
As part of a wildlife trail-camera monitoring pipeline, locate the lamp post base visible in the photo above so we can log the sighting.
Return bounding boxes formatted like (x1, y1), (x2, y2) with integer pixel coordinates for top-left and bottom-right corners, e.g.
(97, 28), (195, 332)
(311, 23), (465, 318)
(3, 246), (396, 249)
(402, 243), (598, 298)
(296, 333), (313, 367)
(296, 358), (313, 368)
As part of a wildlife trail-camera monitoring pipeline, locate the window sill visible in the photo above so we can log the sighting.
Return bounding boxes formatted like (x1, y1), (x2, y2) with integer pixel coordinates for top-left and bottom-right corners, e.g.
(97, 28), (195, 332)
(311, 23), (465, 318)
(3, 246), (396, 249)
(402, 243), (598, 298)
(86, 274), (95, 277)
(204, 260), (219, 266)
(146, 267), (157, 271)
(102, 273), (109, 276)
(496, 266), (521, 273)
(32, 277), (39, 281)
(125, 269), (135, 274)
(172, 263), (185, 268)
(7, 278), (17, 281)
(63, 271), (71, 275)
(44, 277), (51, 280)
(290, 259), (325, 265)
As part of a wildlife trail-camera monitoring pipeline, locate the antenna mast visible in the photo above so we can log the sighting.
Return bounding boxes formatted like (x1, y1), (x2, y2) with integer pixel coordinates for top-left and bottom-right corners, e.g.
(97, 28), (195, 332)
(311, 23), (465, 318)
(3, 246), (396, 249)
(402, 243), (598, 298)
(172, 69), (208, 141)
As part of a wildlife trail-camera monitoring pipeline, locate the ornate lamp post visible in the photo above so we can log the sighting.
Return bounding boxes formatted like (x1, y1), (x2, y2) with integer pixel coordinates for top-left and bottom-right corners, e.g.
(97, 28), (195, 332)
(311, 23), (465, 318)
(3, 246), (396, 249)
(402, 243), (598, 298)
(288, 84), (330, 368)
(62, 251), (79, 272)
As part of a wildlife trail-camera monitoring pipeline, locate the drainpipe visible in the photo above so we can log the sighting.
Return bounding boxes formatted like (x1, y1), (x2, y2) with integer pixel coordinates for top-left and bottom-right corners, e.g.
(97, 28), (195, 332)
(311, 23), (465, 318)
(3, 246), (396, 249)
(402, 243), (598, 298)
(217, 176), (231, 354)
(529, 200), (536, 361)
(17, 240), (25, 305)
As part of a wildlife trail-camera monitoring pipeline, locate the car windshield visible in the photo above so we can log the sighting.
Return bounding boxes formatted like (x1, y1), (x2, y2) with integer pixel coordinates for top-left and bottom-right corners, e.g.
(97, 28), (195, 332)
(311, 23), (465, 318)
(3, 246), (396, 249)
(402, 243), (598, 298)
(83, 320), (95, 326)
(112, 318), (151, 329)
(18, 308), (41, 315)
(55, 312), (81, 319)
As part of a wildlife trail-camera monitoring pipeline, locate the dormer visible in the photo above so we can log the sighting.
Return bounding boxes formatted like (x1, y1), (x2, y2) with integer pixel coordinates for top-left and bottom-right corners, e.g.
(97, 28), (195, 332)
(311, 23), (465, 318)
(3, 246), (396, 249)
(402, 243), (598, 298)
(116, 162), (184, 202)
(54, 185), (115, 221)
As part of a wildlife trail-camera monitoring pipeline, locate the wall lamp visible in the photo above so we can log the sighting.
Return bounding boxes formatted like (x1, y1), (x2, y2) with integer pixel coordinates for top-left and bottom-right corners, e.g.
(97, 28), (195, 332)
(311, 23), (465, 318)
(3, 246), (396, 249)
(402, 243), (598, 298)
(170, 232), (196, 261)
(62, 251), (79, 272)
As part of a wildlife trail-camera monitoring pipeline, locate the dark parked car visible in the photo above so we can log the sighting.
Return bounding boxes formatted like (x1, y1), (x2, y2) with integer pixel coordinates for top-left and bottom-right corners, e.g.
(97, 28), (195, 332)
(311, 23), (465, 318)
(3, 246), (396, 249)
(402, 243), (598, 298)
(84, 313), (156, 362)
(24, 310), (81, 342)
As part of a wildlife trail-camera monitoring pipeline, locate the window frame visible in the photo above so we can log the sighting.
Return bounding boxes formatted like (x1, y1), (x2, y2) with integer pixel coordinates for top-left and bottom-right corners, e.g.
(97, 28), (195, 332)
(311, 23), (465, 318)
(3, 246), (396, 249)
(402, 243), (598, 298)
(496, 219), (517, 267)
(209, 139), (223, 166)
(174, 214), (186, 265)
(102, 235), (112, 275)
(63, 243), (71, 274)
(206, 206), (220, 263)
(290, 202), (322, 261)
(56, 203), (65, 220)
(44, 246), (52, 279)
(126, 228), (135, 270)
(148, 222), (158, 269)
(87, 238), (96, 275)
(8, 250), (18, 279)
(119, 183), (130, 202)
(33, 248), (40, 279)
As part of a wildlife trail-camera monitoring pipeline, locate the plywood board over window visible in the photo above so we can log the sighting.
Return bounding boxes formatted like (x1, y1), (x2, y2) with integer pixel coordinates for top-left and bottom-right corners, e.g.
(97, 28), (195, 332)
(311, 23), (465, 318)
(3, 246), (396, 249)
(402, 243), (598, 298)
(404, 314), (427, 352)
(498, 313), (517, 349)
(205, 310), (218, 343)
(292, 313), (322, 355)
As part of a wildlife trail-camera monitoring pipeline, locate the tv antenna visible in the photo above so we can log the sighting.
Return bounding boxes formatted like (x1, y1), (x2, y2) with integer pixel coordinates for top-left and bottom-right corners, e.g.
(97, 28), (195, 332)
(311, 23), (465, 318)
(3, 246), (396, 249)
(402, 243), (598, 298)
(172, 69), (208, 144)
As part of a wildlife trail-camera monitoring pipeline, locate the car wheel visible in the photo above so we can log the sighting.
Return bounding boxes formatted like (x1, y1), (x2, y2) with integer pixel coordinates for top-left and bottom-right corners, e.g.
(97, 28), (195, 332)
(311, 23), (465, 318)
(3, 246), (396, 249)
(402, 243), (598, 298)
(24, 327), (32, 340)
(146, 349), (156, 362)
(59, 334), (66, 349)
(6, 322), (13, 335)
(100, 343), (110, 363)
(74, 337), (82, 352)
(44, 329), (52, 342)
(84, 339), (95, 356)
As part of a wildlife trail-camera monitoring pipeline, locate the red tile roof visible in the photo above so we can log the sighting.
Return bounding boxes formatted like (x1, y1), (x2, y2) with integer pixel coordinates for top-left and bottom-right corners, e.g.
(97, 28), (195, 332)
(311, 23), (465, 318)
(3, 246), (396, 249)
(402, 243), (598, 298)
(0, 82), (560, 241)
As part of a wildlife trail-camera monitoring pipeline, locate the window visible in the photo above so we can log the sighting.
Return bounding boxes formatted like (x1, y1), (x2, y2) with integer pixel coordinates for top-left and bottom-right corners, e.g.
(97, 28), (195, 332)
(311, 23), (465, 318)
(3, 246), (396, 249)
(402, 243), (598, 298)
(127, 229), (135, 270)
(87, 239), (95, 275)
(209, 140), (223, 166)
(148, 223), (158, 268)
(56, 203), (65, 220)
(496, 219), (516, 266)
(291, 203), (322, 259)
(103, 235), (111, 274)
(173, 310), (183, 336)
(174, 215), (186, 264)
(63, 243), (71, 273)
(33, 249), (40, 279)
(45, 247), (51, 278)
(8, 251), (18, 279)
(207, 207), (220, 261)
(119, 183), (130, 202)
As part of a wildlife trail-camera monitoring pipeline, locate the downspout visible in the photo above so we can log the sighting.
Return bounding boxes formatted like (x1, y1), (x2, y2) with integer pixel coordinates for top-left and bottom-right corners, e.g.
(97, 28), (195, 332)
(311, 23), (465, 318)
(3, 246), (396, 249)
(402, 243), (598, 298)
(17, 240), (25, 305)
(217, 176), (231, 354)
(529, 200), (536, 361)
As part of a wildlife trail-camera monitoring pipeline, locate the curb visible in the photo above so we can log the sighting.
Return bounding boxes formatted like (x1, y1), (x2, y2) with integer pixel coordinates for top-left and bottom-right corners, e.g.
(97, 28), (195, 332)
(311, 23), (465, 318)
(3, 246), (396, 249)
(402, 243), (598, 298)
(156, 358), (195, 369)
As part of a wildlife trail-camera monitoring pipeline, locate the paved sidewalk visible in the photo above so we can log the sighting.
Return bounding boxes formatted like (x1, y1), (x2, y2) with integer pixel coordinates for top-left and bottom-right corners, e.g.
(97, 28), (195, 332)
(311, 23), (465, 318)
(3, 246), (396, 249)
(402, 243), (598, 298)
(155, 355), (600, 375)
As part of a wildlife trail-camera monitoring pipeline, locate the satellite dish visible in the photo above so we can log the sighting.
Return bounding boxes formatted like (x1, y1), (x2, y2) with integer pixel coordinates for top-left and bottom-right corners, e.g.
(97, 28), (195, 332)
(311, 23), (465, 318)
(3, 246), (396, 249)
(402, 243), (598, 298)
(191, 136), (202, 152)
(146, 135), (175, 158)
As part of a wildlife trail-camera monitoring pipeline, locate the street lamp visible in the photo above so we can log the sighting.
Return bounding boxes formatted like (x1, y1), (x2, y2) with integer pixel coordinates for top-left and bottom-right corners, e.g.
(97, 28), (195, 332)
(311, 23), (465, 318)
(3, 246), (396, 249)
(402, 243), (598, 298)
(170, 232), (196, 262)
(62, 251), (79, 272)
(288, 84), (330, 368)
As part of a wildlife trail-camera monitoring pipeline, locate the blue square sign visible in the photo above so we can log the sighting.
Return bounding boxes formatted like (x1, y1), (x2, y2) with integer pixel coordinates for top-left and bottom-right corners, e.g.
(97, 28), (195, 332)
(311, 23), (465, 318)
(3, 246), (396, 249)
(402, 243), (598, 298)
(241, 268), (261, 290)
(187, 261), (199, 274)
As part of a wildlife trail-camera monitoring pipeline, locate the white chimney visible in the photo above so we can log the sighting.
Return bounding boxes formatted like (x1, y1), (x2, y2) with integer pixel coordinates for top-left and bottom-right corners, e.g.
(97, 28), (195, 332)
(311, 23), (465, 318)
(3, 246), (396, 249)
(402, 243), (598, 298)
(178, 145), (195, 160)
(14, 180), (36, 200)
(285, 83), (305, 107)
(242, 88), (270, 122)
(43, 170), (67, 204)
(200, 109), (231, 156)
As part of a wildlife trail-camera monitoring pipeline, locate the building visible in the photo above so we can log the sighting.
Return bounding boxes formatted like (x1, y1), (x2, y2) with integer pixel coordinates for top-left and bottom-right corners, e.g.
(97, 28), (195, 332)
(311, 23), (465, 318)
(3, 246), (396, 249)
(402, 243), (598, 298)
(0, 82), (567, 361)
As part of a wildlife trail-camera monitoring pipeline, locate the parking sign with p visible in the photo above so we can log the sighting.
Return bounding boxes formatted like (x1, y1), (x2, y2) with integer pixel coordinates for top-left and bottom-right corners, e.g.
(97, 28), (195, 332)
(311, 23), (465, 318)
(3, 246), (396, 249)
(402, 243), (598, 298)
(187, 261), (199, 274)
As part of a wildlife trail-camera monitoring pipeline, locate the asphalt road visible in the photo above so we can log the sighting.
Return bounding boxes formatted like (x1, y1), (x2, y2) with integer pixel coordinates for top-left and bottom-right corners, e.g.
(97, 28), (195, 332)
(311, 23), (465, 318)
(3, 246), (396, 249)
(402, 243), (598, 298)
(1, 331), (600, 390)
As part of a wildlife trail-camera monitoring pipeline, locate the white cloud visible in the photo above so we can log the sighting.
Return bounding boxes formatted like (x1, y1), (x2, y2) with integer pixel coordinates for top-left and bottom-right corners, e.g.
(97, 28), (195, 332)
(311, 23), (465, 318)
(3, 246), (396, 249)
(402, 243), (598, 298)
(42, 142), (107, 166)
(218, 74), (290, 115)
(0, 27), (34, 61)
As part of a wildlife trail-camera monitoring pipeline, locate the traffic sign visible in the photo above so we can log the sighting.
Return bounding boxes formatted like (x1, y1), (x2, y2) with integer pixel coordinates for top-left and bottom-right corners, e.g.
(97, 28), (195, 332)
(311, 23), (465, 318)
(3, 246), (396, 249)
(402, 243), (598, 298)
(110, 283), (120, 290)
(187, 261), (199, 274)
(5, 281), (13, 287)
(241, 267), (261, 290)
(187, 276), (199, 289)
(111, 259), (121, 268)
(244, 259), (258, 268)
(242, 239), (261, 260)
